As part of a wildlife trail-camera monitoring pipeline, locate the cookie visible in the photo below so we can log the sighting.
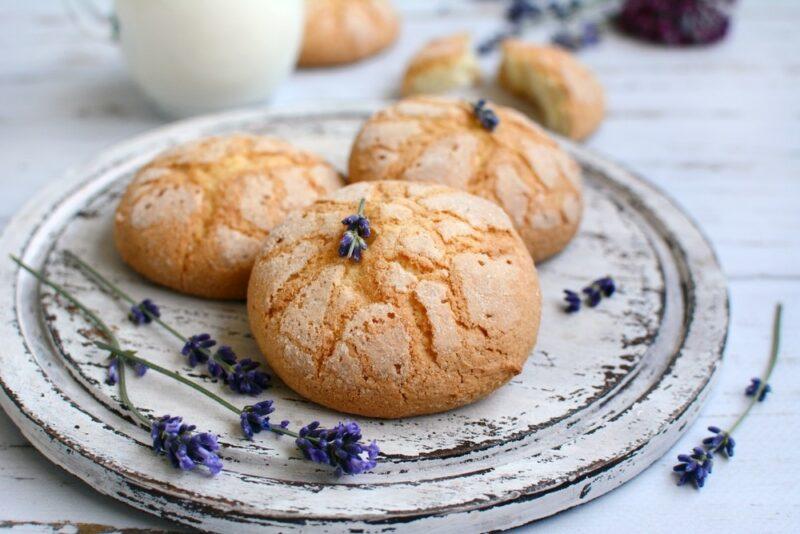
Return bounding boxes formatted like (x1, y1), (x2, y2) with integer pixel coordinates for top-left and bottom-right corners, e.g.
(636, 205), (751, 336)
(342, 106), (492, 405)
(498, 40), (605, 140)
(114, 134), (344, 299)
(401, 33), (480, 96)
(247, 181), (541, 418)
(299, 0), (400, 67)
(348, 96), (583, 262)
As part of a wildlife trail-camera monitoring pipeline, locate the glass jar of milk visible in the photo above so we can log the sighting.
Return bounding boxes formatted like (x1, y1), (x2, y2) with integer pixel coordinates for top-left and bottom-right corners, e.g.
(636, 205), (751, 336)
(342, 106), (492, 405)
(114, 0), (304, 118)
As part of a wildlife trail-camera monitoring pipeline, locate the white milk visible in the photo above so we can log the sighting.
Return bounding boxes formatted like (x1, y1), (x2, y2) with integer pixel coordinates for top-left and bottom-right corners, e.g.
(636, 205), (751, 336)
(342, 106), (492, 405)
(115, 0), (304, 117)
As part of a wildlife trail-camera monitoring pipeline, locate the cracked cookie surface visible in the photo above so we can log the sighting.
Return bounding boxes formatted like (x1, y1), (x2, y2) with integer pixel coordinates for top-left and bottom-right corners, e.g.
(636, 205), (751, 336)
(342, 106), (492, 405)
(247, 181), (541, 418)
(114, 134), (344, 299)
(348, 96), (584, 263)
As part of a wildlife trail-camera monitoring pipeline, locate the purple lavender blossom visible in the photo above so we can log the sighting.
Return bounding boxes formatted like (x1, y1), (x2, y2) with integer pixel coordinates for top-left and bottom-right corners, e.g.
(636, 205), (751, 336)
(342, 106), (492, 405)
(473, 99), (500, 132)
(563, 289), (582, 313)
(240, 400), (275, 440)
(617, 0), (733, 46)
(339, 199), (371, 263)
(106, 357), (120, 385)
(582, 285), (602, 307)
(106, 356), (146, 385)
(507, 0), (542, 24)
(151, 415), (222, 475)
(226, 359), (271, 396)
(181, 334), (216, 367)
(128, 299), (160, 325)
(703, 426), (735, 458)
(745, 377), (771, 402)
(295, 421), (380, 476)
(582, 276), (616, 308)
(673, 446), (714, 488)
(133, 362), (148, 377)
(207, 345), (237, 378)
(552, 22), (602, 51)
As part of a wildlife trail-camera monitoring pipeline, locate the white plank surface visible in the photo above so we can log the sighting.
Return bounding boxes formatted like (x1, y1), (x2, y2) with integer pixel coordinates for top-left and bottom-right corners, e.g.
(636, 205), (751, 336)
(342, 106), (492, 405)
(0, 0), (797, 532)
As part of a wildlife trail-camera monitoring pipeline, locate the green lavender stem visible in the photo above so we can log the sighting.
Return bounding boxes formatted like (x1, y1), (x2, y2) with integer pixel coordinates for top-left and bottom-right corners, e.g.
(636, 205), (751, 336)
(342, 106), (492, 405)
(94, 342), (242, 414)
(10, 255), (150, 426)
(12, 255), (305, 442)
(95, 341), (304, 439)
(727, 303), (783, 436)
(63, 250), (235, 375)
(116, 361), (148, 426)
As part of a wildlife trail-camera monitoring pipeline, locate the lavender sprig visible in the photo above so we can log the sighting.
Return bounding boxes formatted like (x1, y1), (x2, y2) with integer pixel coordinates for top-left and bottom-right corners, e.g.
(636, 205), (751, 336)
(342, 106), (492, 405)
(63, 251), (271, 395)
(563, 276), (616, 312)
(583, 276), (615, 306)
(673, 303), (782, 489)
(10, 255), (149, 427)
(14, 255), (379, 477)
(338, 199), (370, 262)
(478, 0), (611, 55)
(99, 342), (380, 476)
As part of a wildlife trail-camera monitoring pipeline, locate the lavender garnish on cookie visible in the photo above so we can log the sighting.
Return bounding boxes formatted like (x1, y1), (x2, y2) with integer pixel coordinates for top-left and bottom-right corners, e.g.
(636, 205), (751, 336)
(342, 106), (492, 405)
(339, 198), (371, 262)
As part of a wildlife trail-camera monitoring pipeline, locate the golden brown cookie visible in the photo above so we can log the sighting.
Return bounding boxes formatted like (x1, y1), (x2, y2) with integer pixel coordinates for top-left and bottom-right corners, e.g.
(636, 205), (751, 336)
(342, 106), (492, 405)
(114, 134), (344, 299)
(348, 96), (583, 262)
(401, 32), (480, 96)
(247, 181), (541, 418)
(299, 0), (400, 67)
(498, 40), (605, 140)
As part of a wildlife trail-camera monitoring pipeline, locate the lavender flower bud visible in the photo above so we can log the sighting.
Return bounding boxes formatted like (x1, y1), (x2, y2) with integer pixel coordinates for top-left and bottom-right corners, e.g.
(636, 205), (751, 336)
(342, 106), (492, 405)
(181, 334), (216, 367)
(151, 415), (222, 475)
(563, 289), (582, 313)
(128, 299), (160, 325)
(240, 400), (275, 440)
(745, 377), (771, 402)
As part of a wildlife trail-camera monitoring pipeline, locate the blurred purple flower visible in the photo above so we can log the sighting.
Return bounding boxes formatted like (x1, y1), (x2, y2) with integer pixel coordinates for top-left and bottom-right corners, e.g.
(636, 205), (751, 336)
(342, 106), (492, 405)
(617, 0), (734, 46)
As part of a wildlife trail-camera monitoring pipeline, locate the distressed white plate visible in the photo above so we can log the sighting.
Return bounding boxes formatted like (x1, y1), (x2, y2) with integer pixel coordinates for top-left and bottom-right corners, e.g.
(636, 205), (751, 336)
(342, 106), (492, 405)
(0, 104), (728, 533)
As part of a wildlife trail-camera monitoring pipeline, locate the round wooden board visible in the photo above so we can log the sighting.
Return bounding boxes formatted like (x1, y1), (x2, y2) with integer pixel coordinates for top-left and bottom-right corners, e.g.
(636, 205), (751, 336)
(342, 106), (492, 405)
(0, 104), (728, 532)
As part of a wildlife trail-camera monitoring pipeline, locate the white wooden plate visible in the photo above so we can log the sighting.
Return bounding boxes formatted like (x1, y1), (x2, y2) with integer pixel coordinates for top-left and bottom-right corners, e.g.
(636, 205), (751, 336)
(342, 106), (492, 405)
(0, 104), (728, 532)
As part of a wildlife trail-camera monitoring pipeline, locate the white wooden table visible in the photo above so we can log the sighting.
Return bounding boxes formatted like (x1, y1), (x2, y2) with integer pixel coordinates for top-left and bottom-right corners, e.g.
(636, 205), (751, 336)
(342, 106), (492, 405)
(1, 1), (798, 531)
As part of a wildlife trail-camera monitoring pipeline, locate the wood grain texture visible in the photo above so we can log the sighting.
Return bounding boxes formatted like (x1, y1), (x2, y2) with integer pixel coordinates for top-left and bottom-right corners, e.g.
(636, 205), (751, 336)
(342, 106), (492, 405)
(0, 0), (797, 532)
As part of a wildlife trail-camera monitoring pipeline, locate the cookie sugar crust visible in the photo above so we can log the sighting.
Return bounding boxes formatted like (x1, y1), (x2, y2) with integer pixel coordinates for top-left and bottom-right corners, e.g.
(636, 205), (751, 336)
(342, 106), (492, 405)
(114, 134), (343, 299)
(348, 96), (584, 262)
(247, 181), (542, 418)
